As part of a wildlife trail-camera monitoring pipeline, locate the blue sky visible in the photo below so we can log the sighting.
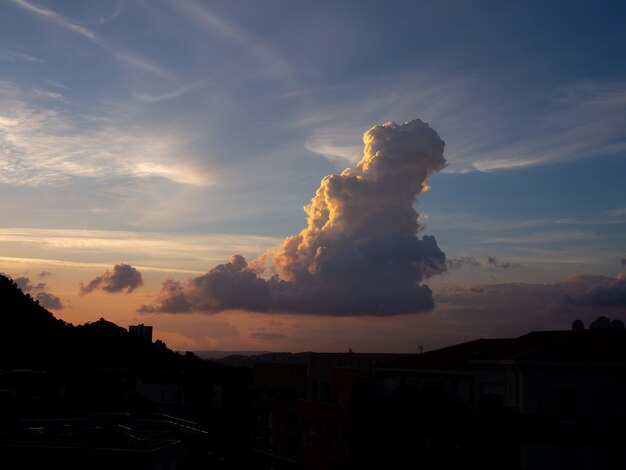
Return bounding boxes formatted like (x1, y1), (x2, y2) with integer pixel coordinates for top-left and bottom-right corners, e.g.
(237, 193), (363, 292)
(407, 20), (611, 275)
(1, 0), (625, 351)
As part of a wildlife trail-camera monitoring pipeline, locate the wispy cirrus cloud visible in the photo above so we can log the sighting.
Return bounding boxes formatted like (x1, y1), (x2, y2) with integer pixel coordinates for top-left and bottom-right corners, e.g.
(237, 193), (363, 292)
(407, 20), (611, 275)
(133, 84), (199, 103)
(8, 0), (99, 41)
(486, 231), (601, 245)
(0, 81), (210, 186)
(0, 48), (43, 63)
(471, 80), (626, 172)
(0, 255), (202, 275)
(0, 227), (282, 273)
(299, 68), (626, 175)
(169, 0), (293, 81)
(8, 0), (176, 81)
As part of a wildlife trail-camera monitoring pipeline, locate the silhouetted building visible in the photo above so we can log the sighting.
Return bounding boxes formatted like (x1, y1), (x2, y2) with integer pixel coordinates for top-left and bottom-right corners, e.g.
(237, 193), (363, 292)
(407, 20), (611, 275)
(135, 371), (188, 417)
(252, 363), (308, 469)
(129, 324), (153, 342)
(251, 352), (407, 470)
(353, 330), (626, 470)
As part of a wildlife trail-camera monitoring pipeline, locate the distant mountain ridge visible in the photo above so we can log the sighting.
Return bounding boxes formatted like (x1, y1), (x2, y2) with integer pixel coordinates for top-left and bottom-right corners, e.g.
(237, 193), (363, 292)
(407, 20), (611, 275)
(199, 351), (312, 368)
(192, 350), (273, 360)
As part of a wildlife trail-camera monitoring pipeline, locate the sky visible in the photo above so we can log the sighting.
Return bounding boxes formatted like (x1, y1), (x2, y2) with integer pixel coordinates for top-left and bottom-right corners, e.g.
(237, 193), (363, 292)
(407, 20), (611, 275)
(1, 0), (625, 353)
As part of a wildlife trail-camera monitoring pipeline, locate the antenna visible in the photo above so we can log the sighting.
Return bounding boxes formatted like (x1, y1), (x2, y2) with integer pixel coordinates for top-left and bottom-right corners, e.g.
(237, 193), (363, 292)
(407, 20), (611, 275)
(417, 343), (423, 354)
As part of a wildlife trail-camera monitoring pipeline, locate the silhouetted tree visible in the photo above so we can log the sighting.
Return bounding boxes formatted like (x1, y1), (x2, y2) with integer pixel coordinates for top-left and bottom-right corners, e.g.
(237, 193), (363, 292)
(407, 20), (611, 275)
(589, 315), (625, 330)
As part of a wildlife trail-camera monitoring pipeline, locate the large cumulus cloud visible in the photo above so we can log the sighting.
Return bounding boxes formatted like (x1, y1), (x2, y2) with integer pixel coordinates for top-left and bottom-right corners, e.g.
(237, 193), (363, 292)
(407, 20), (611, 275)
(80, 263), (144, 295)
(141, 120), (447, 316)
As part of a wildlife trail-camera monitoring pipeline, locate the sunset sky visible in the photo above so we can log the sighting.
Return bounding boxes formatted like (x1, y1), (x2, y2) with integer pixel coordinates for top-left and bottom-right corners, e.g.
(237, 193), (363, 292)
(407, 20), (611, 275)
(1, 0), (625, 353)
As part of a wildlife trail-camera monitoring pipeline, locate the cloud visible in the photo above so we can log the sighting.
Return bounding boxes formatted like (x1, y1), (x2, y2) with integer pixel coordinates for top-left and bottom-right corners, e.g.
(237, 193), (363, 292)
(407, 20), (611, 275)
(0, 48), (43, 63)
(80, 263), (144, 295)
(487, 257), (521, 270)
(33, 88), (64, 101)
(470, 80), (626, 171)
(487, 231), (600, 244)
(446, 257), (481, 270)
(11, 274), (64, 309)
(14, 276), (46, 293)
(139, 279), (192, 313)
(35, 291), (63, 310)
(560, 276), (626, 310)
(141, 119), (447, 316)
(8, 0), (174, 80)
(170, 0), (292, 80)
(305, 134), (362, 166)
(299, 67), (626, 175)
(621, 255), (626, 267)
(445, 256), (520, 271)
(0, 81), (211, 187)
(436, 274), (626, 335)
(133, 84), (196, 103)
(9, 0), (99, 42)
(0, 227), (280, 273)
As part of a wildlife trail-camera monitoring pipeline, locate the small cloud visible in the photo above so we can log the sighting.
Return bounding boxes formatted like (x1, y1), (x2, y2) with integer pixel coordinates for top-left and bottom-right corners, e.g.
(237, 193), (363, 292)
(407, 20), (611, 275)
(35, 291), (64, 310)
(33, 88), (64, 100)
(487, 257), (521, 270)
(11, 274), (63, 309)
(14, 276), (46, 293)
(39, 271), (52, 278)
(446, 257), (481, 270)
(305, 137), (362, 166)
(80, 263), (144, 295)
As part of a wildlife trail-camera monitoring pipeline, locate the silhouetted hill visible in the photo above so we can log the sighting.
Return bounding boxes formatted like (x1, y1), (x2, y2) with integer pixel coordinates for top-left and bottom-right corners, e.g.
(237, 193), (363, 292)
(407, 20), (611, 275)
(0, 274), (72, 368)
(0, 275), (255, 467)
(0, 274), (219, 372)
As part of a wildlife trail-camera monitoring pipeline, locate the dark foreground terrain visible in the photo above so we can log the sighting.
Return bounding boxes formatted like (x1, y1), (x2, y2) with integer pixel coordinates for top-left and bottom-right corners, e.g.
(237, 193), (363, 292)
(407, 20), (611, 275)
(2, 273), (625, 469)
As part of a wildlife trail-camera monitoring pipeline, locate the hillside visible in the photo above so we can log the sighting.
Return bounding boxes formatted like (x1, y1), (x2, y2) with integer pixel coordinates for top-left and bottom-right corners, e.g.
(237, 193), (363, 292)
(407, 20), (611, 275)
(0, 274), (215, 371)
